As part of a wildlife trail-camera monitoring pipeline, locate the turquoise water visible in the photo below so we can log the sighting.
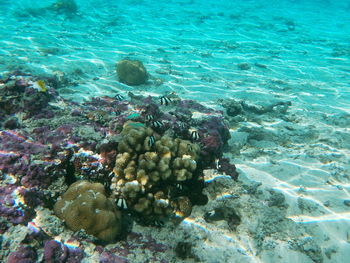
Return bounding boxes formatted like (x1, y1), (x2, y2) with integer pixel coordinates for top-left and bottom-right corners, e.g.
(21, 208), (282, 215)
(1, 0), (350, 107)
(1, 0), (350, 262)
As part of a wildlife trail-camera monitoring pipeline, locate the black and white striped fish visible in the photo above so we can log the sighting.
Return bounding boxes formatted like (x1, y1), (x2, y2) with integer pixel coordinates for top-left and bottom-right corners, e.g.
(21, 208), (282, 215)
(145, 114), (154, 121)
(153, 220), (164, 227)
(159, 96), (171, 106)
(187, 143), (193, 152)
(151, 120), (163, 128)
(175, 183), (183, 190)
(116, 197), (128, 209)
(178, 122), (187, 129)
(148, 135), (155, 147)
(189, 129), (200, 141)
(114, 94), (124, 101)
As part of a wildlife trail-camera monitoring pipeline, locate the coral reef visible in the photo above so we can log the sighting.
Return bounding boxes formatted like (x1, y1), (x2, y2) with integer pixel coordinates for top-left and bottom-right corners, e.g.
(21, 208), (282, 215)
(0, 71), (237, 262)
(0, 184), (42, 224)
(116, 59), (148, 86)
(54, 180), (122, 242)
(7, 246), (37, 263)
(44, 240), (84, 263)
(0, 74), (57, 121)
(111, 121), (200, 224)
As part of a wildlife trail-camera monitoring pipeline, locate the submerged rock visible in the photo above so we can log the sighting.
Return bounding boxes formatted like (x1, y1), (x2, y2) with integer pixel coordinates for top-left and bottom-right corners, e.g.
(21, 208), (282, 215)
(116, 59), (149, 86)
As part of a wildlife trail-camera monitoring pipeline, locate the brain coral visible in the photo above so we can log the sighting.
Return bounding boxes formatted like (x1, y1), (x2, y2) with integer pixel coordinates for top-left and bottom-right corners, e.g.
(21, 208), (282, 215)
(54, 180), (122, 242)
(111, 121), (201, 225)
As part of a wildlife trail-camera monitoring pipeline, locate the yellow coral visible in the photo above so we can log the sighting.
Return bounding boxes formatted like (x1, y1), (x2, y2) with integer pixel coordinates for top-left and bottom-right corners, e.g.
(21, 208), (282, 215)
(111, 121), (200, 222)
(54, 180), (122, 242)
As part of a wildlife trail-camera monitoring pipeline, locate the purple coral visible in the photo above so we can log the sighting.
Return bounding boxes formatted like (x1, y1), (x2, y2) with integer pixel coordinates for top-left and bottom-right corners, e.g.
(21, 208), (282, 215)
(197, 116), (231, 166)
(96, 232), (168, 263)
(44, 240), (84, 263)
(7, 246), (37, 263)
(217, 157), (239, 181)
(0, 185), (35, 224)
(99, 251), (128, 263)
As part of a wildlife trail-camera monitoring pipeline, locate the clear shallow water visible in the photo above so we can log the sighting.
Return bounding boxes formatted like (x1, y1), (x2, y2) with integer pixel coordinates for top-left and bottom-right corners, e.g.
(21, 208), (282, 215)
(1, 0), (349, 108)
(1, 0), (350, 262)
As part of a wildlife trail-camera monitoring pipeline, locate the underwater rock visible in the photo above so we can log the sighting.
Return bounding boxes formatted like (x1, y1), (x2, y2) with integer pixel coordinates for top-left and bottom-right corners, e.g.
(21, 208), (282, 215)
(96, 232), (168, 262)
(44, 240), (84, 263)
(237, 62), (251, 70)
(343, 200), (350, 207)
(54, 180), (122, 243)
(116, 59), (148, 86)
(225, 100), (243, 117)
(24, 0), (78, 17)
(0, 185), (41, 224)
(221, 98), (292, 118)
(3, 117), (20, 130)
(0, 74), (57, 120)
(7, 246), (37, 263)
(216, 157), (239, 181)
(49, 0), (78, 14)
(198, 116), (232, 166)
(175, 241), (194, 260)
(204, 207), (241, 230)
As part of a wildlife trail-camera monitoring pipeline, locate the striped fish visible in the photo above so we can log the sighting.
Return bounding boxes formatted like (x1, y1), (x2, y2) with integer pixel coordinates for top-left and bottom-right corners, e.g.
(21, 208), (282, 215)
(187, 143), (193, 152)
(114, 94), (124, 101)
(116, 197), (128, 209)
(175, 183), (183, 190)
(151, 120), (163, 128)
(159, 96), (171, 106)
(145, 114), (154, 121)
(189, 129), (200, 141)
(148, 135), (155, 147)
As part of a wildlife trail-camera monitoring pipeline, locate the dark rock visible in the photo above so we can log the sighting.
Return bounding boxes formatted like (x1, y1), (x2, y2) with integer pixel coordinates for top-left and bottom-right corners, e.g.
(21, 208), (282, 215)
(116, 59), (148, 86)
(237, 62), (251, 70)
(343, 200), (350, 206)
(175, 242), (193, 260)
(3, 117), (20, 129)
(7, 246), (37, 263)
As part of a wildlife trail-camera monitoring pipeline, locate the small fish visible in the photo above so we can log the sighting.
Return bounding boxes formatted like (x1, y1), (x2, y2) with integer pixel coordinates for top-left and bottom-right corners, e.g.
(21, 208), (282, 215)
(33, 80), (47, 92)
(148, 135), (155, 147)
(187, 144), (193, 152)
(114, 94), (124, 101)
(178, 122), (187, 129)
(159, 96), (171, 106)
(108, 171), (114, 179)
(215, 158), (221, 169)
(128, 122), (145, 128)
(145, 114), (154, 121)
(189, 129), (200, 141)
(153, 220), (164, 227)
(151, 120), (163, 128)
(126, 113), (141, 119)
(203, 208), (226, 223)
(114, 110), (122, 115)
(175, 183), (183, 190)
(116, 197), (128, 209)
